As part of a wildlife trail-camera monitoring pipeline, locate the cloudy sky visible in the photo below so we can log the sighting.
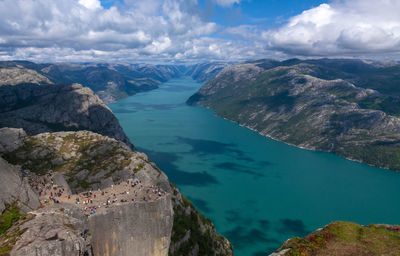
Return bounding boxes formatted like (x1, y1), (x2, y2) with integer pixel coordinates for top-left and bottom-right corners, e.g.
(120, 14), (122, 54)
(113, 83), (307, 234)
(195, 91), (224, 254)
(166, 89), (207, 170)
(0, 0), (399, 63)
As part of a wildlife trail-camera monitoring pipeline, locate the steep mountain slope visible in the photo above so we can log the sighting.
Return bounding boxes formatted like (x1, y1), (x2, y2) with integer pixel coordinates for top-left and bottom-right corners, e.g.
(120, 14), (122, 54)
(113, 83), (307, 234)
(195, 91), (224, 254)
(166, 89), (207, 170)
(185, 62), (230, 83)
(188, 59), (400, 171)
(0, 66), (132, 148)
(270, 221), (400, 256)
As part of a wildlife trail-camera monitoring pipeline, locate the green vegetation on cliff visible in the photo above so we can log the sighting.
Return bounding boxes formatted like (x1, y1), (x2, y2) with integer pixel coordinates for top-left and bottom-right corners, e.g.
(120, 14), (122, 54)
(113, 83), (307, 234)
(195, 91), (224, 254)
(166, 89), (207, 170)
(169, 185), (233, 256)
(0, 204), (30, 255)
(275, 221), (400, 256)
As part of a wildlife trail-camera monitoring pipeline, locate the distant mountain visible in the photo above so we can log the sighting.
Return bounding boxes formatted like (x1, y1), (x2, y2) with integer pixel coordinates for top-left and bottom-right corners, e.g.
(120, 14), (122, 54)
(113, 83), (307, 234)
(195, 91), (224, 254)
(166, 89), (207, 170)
(0, 61), (185, 103)
(188, 58), (400, 171)
(0, 61), (229, 103)
(185, 62), (230, 83)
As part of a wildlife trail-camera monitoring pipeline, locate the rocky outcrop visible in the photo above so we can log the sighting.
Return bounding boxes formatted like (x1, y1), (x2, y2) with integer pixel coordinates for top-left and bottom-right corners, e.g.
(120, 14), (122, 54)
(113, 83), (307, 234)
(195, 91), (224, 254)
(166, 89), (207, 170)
(0, 82), (133, 148)
(188, 59), (400, 171)
(0, 156), (40, 213)
(270, 221), (400, 256)
(0, 129), (144, 192)
(89, 195), (173, 256)
(0, 128), (233, 256)
(11, 203), (92, 256)
(0, 67), (52, 86)
(0, 127), (27, 152)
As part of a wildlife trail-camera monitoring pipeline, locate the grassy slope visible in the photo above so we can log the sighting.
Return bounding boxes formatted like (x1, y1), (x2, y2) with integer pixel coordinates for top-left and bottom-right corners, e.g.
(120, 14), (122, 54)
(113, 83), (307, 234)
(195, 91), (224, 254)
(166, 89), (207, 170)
(279, 221), (400, 256)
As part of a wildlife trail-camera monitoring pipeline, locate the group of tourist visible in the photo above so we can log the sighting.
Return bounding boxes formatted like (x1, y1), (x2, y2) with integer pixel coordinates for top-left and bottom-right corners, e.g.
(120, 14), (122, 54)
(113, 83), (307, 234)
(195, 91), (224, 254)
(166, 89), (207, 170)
(38, 176), (166, 216)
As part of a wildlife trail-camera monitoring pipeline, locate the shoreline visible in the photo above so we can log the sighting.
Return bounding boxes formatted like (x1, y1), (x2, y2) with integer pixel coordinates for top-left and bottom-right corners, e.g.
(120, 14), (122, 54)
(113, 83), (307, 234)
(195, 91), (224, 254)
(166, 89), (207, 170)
(200, 105), (396, 173)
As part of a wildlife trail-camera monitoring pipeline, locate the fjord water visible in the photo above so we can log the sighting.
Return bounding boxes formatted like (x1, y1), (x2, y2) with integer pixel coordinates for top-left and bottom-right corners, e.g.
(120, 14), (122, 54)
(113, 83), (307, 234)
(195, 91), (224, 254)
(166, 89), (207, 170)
(109, 78), (400, 256)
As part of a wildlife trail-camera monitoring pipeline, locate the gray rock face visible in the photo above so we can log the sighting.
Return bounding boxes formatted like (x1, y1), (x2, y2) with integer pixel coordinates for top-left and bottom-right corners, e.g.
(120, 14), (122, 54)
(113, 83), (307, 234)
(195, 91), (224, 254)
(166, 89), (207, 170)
(0, 127), (26, 152)
(89, 195), (173, 256)
(185, 62), (230, 83)
(11, 203), (92, 256)
(0, 82), (133, 148)
(0, 67), (52, 86)
(0, 156), (40, 213)
(52, 173), (72, 195)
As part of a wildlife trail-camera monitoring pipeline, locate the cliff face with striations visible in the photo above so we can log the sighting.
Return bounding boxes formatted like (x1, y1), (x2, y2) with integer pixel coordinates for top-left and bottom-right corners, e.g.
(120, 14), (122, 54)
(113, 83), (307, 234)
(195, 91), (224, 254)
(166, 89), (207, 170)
(89, 195), (173, 256)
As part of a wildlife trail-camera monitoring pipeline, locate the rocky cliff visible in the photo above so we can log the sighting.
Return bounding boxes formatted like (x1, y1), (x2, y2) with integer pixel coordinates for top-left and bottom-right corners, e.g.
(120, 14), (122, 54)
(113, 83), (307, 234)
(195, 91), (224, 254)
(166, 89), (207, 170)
(0, 67), (132, 148)
(10, 203), (92, 256)
(270, 221), (400, 256)
(0, 155), (40, 213)
(0, 128), (233, 256)
(188, 59), (400, 171)
(89, 195), (173, 256)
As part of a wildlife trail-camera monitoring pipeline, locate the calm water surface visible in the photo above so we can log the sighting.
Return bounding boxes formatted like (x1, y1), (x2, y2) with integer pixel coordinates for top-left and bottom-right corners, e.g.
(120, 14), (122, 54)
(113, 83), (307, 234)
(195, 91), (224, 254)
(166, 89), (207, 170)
(109, 77), (400, 256)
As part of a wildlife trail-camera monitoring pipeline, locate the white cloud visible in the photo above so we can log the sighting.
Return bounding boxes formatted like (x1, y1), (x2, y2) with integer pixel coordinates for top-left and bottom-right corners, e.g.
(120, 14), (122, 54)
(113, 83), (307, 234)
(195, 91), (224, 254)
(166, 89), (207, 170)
(78, 0), (102, 9)
(266, 0), (400, 57)
(7, 0), (398, 62)
(0, 0), (248, 62)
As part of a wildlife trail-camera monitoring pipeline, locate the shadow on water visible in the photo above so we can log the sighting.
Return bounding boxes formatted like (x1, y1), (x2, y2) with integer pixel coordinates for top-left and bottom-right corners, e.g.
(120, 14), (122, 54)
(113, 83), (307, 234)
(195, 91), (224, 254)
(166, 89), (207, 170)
(276, 218), (310, 237)
(176, 136), (244, 156)
(215, 162), (264, 178)
(188, 197), (212, 213)
(176, 136), (273, 168)
(258, 219), (271, 230)
(223, 226), (280, 249)
(137, 147), (218, 186)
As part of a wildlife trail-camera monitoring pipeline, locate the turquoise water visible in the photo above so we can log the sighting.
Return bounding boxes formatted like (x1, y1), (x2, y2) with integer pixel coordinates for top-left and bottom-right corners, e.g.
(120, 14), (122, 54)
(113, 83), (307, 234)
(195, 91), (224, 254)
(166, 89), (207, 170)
(109, 77), (400, 256)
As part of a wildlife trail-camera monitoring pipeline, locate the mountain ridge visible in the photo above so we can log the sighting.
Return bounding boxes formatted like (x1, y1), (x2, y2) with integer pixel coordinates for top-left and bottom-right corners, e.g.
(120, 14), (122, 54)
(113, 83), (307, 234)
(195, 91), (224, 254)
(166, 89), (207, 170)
(0, 61), (230, 103)
(188, 58), (400, 171)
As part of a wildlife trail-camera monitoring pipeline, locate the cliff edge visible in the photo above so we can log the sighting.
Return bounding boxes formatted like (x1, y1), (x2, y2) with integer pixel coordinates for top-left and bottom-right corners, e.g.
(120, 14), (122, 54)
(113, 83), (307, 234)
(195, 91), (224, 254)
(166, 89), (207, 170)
(0, 128), (233, 256)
